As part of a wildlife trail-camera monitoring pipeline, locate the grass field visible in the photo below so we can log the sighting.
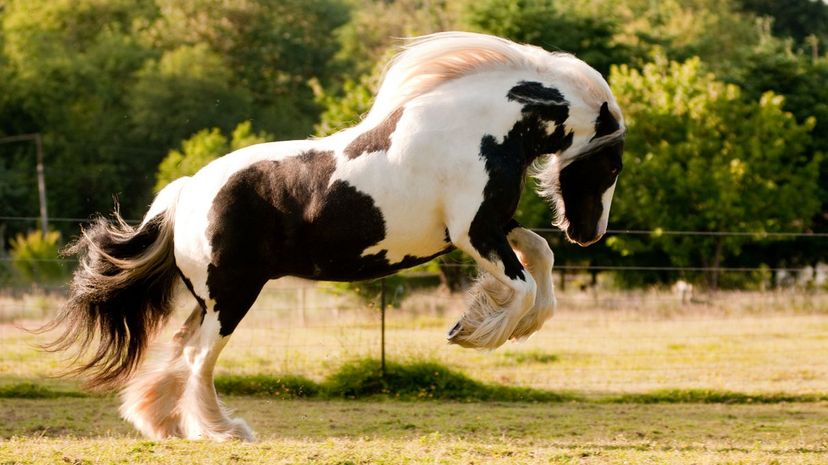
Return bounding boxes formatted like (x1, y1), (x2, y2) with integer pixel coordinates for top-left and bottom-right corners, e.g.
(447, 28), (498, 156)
(1, 282), (827, 463)
(3, 398), (828, 464)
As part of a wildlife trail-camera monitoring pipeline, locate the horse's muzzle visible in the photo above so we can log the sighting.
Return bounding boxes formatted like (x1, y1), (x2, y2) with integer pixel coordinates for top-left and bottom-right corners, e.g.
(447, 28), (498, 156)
(566, 225), (604, 247)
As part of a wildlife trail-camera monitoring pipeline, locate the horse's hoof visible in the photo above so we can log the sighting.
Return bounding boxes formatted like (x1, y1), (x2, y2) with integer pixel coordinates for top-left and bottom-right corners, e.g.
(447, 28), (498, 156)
(446, 319), (476, 348)
(447, 321), (462, 340)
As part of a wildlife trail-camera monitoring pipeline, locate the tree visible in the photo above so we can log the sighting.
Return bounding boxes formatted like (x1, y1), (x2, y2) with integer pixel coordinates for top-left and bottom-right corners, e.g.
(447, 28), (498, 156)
(459, 0), (631, 76)
(593, 0), (762, 75)
(735, 0), (828, 49)
(0, 0), (349, 234)
(128, 44), (254, 151)
(147, 0), (349, 139)
(723, 37), (828, 270)
(314, 73), (377, 136)
(155, 121), (272, 191)
(608, 57), (821, 288)
(1, 0), (159, 230)
(335, 0), (458, 76)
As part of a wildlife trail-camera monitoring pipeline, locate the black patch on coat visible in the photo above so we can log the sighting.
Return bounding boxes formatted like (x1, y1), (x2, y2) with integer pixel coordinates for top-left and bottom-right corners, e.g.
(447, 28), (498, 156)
(344, 108), (404, 159)
(507, 81), (565, 106)
(503, 218), (521, 235)
(468, 82), (573, 281)
(205, 150), (450, 335)
(592, 102), (620, 140)
(559, 140), (623, 245)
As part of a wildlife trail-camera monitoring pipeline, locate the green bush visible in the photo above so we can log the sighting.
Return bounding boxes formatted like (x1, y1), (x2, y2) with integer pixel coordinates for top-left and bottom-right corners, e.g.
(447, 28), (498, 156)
(9, 229), (66, 284)
(322, 359), (575, 402)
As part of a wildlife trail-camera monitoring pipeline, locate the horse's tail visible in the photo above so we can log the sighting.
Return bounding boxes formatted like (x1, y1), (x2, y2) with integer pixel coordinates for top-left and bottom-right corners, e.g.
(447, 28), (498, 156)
(42, 177), (190, 390)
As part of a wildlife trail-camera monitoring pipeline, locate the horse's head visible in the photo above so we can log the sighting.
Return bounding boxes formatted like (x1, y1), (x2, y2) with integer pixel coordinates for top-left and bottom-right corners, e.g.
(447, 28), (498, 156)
(555, 135), (623, 246)
(519, 63), (625, 247)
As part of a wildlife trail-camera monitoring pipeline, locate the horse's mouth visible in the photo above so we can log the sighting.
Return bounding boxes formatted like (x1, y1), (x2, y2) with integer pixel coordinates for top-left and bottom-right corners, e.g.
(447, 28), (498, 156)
(574, 236), (602, 247)
(566, 224), (605, 247)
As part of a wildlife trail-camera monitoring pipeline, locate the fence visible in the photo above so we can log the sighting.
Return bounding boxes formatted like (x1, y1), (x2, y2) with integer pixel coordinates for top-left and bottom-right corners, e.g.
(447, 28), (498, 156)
(1, 215), (827, 395)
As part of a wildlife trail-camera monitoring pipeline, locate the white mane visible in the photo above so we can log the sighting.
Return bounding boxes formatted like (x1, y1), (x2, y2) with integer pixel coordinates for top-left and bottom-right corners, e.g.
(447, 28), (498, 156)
(364, 31), (618, 126)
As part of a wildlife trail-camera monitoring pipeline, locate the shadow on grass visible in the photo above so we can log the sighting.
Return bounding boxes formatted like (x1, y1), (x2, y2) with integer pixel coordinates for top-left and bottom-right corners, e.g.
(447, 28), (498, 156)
(0, 382), (87, 399)
(214, 359), (574, 401)
(3, 359), (827, 404)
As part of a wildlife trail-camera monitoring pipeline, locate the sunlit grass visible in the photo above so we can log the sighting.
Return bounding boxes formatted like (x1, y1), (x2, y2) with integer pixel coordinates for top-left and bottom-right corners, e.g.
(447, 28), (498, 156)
(2, 284), (828, 464)
(2, 398), (828, 464)
(2, 281), (827, 395)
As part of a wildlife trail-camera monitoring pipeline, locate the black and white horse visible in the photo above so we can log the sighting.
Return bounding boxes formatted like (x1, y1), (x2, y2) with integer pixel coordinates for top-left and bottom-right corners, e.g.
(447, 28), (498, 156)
(47, 32), (624, 441)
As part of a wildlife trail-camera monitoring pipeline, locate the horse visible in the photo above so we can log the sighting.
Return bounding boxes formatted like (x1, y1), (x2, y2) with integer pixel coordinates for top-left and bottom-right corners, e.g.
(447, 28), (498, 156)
(44, 31), (625, 441)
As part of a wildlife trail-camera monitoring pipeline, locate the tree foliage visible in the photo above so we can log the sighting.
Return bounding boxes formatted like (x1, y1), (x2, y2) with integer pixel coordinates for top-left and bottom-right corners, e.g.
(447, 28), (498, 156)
(1, 0), (827, 289)
(609, 58), (821, 287)
(736, 0), (828, 48)
(460, 0), (630, 75)
(0, 0), (346, 237)
(155, 122), (272, 191)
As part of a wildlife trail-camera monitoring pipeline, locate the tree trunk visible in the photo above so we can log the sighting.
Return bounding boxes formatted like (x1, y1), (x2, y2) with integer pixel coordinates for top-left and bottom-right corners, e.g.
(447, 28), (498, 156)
(708, 238), (725, 291)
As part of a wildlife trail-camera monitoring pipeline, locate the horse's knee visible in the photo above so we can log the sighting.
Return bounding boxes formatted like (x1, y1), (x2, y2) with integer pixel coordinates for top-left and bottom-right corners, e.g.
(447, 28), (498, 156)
(508, 228), (554, 269)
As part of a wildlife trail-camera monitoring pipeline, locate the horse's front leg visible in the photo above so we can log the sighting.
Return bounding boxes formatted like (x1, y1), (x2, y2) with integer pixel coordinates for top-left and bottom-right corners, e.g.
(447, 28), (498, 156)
(506, 227), (556, 341)
(447, 223), (537, 349)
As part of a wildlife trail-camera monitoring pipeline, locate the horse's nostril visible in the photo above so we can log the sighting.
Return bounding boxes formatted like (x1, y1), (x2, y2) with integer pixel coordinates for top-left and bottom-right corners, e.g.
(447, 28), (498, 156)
(447, 321), (462, 339)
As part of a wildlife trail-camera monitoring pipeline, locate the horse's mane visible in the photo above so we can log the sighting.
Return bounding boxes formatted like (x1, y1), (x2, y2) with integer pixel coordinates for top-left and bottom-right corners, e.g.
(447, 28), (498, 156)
(364, 31), (615, 125)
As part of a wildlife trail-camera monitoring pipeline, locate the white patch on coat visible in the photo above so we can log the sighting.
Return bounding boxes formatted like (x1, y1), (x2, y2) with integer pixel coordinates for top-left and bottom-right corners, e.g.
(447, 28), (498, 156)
(334, 73), (528, 263)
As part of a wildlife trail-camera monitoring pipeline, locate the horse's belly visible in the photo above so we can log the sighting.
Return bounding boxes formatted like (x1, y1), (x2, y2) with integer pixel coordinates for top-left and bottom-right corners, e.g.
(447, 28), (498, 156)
(297, 223), (452, 282)
(303, 246), (451, 282)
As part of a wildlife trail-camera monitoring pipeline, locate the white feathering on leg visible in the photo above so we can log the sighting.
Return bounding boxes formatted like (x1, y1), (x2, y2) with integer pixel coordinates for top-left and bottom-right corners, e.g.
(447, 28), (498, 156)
(448, 228), (556, 349)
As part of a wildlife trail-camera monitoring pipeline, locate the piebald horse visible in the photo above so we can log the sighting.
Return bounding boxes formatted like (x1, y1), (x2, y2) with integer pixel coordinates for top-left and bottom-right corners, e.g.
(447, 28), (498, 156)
(46, 32), (625, 441)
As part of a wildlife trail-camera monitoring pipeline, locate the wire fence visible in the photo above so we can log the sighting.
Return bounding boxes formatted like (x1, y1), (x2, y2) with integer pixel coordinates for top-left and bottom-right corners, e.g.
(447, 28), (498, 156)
(1, 214), (827, 393)
(2, 275), (827, 394)
(4, 214), (828, 237)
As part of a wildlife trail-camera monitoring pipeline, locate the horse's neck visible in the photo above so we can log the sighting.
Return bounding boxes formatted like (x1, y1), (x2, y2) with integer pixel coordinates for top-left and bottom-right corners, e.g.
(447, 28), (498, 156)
(340, 72), (534, 162)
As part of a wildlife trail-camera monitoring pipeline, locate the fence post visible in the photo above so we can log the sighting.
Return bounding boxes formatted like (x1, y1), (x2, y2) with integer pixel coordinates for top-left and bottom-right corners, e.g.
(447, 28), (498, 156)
(380, 277), (386, 378)
(0, 133), (49, 236)
(34, 134), (48, 237)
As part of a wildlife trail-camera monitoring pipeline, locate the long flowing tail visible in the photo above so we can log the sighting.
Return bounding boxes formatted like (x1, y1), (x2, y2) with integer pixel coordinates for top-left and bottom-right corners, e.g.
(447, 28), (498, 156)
(41, 178), (188, 390)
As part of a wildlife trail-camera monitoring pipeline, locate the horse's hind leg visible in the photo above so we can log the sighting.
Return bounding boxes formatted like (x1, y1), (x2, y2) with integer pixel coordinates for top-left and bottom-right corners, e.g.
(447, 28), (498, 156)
(120, 269), (265, 441)
(120, 303), (203, 439)
(176, 271), (266, 441)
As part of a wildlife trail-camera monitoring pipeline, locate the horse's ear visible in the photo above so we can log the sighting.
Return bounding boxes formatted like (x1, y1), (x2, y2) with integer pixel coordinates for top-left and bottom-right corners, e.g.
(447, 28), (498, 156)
(507, 81), (567, 106)
(593, 101), (620, 139)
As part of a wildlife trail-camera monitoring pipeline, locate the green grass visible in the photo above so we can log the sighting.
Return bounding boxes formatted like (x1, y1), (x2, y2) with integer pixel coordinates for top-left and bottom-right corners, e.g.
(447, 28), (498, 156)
(214, 374), (319, 399)
(7, 359), (827, 405)
(607, 388), (828, 404)
(2, 398), (828, 464)
(0, 382), (87, 399)
(2, 286), (828, 463)
(4, 286), (828, 396)
(320, 359), (576, 401)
